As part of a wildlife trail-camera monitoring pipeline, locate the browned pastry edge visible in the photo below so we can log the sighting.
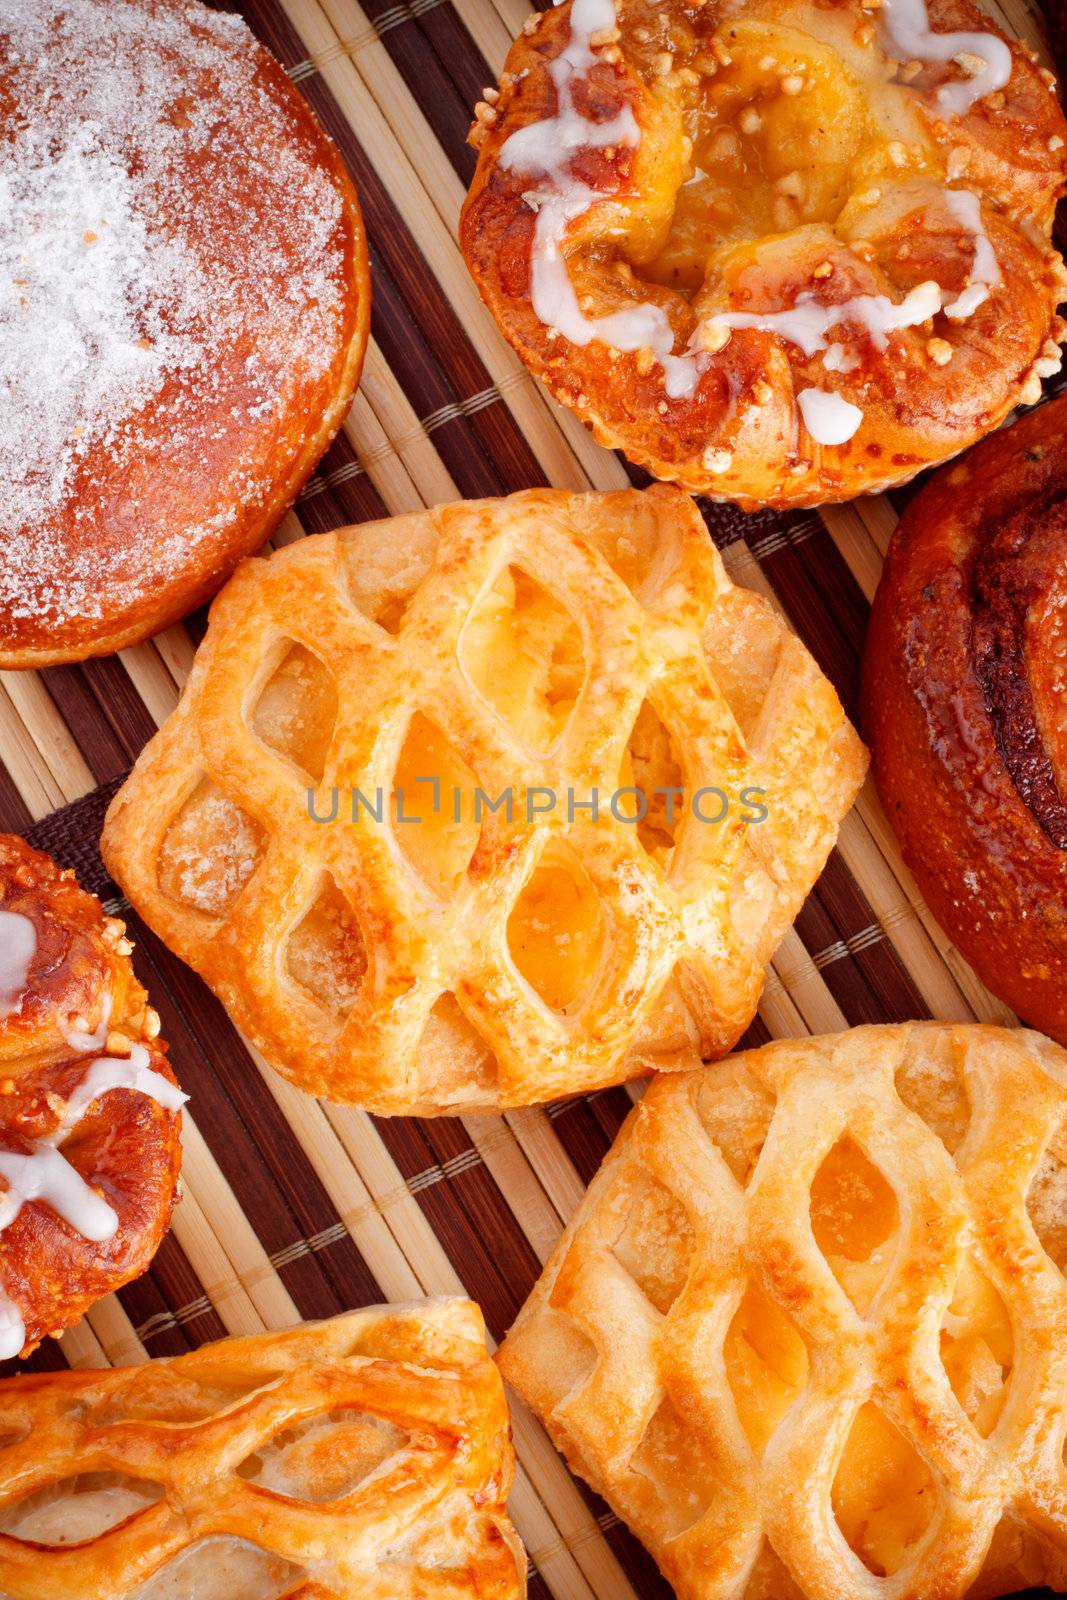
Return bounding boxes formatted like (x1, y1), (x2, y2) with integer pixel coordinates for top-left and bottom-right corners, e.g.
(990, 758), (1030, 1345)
(862, 393), (1067, 1045)
(0, 834), (183, 1357)
(0, 6), (371, 670)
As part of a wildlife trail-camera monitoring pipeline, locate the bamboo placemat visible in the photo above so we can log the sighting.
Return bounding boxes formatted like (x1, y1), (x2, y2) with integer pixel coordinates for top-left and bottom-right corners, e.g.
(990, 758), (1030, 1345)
(1, 1), (1064, 1595)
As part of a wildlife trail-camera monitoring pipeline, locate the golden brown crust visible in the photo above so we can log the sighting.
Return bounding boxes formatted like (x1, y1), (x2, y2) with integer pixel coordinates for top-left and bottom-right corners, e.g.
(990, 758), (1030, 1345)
(461, 0), (1067, 508)
(0, 1300), (526, 1599)
(0, 834), (183, 1358)
(863, 394), (1067, 1046)
(498, 1022), (1067, 1600)
(101, 486), (866, 1114)
(0, 0), (371, 669)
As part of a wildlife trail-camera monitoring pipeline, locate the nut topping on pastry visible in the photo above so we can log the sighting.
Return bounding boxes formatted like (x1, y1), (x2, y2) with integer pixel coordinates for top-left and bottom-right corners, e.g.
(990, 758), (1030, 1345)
(462, 0), (1067, 507)
(0, 834), (185, 1360)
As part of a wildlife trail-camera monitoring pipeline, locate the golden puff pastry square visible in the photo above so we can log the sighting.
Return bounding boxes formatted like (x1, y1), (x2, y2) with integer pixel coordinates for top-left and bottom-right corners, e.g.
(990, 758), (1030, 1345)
(0, 1299), (525, 1600)
(498, 1023), (1067, 1600)
(102, 487), (866, 1114)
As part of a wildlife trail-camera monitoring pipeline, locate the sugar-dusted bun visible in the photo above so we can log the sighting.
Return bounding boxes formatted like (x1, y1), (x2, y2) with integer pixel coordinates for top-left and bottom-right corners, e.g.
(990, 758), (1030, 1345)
(0, 0), (370, 668)
(462, 0), (1067, 508)
(0, 835), (184, 1359)
(863, 394), (1067, 1045)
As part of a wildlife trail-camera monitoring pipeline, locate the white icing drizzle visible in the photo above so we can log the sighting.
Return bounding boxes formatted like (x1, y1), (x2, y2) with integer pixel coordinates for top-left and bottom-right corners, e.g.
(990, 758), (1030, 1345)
(797, 387), (864, 444)
(710, 279), (944, 356)
(941, 188), (1001, 317)
(0, 1026), (187, 1361)
(881, 0), (1013, 116)
(500, 0), (710, 399)
(0, 912), (36, 1018)
(499, 0), (1004, 438)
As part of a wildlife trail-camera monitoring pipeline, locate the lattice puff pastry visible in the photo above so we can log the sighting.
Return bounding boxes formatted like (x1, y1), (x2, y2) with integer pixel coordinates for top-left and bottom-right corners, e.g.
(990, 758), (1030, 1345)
(498, 1023), (1067, 1600)
(102, 487), (865, 1114)
(0, 1299), (525, 1600)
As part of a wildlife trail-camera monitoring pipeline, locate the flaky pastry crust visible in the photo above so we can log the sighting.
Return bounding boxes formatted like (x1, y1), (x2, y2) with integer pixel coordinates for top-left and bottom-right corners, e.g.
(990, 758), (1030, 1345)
(0, 835), (182, 1359)
(863, 393), (1067, 1048)
(101, 486), (865, 1114)
(0, 1299), (526, 1599)
(498, 1022), (1067, 1600)
(0, 0), (371, 668)
(461, 0), (1067, 508)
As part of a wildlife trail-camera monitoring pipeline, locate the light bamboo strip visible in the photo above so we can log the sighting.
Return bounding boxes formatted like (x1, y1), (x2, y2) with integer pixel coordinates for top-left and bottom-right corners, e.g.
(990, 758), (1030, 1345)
(358, 339), (462, 505)
(250, 1059), (641, 1600)
(0, 684), (67, 820)
(172, 1119), (301, 1333)
(279, 0), (599, 495)
(0, 673), (95, 804)
(81, 1295), (148, 1369)
(58, 1315), (113, 1371)
(462, 1112), (576, 1263)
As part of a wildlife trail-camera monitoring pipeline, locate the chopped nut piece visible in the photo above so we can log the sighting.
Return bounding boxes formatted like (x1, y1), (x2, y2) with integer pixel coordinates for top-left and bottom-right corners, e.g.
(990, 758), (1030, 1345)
(696, 320), (731, 353)
(780, 73), (804, 95)
(739, 107), (762, 135)
(813, 260), (834, 279)
(926, 337), (953, 366)
(702, 447), (733, 473)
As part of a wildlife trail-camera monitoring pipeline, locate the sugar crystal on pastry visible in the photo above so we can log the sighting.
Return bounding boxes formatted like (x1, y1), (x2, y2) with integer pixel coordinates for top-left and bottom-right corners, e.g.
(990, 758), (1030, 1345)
(0, 0), (370, 666)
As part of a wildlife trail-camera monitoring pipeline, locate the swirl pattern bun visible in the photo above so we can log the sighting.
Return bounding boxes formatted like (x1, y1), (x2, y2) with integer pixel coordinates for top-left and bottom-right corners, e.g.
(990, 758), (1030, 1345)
(0, 0), (370, 668)
(0, 835), (184, 1360)
(461, 0), (1067, 508)
(863, 393), (1067, 1046)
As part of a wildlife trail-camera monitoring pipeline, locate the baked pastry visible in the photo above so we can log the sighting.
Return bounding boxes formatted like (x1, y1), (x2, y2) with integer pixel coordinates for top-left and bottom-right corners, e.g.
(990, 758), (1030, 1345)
(0, 0), (370, 669)
(101, 486), (866, 1114)
(864, 395), (1067, 1048)
(498, 1022), (1067, 1600)
(461, 0), (1067, 509)
(0, 1299), (526, 1599)
(0, 834), (184, 1362)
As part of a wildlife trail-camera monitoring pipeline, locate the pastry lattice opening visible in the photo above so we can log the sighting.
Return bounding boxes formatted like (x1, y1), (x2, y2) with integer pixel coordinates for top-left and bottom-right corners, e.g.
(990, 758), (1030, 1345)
(127, 1537), (304, 1600)
(831, 1403), (936, 1577)
(619, 699), (686, 871)
(809, 1136), (899, 1316)
(0, 1474), (163, 1545)
(939, 1260), (1013, 1439)
(158, 779), (264, 917)
(1026, 1116), (1067, 1273)
(416, 992), (500, 1100)
(392, 714), (481, 899)
(285, 875), (367, 1020)
(250, 639), (338, 782)
(506, 842), (606, 1014)
(459, 564), (585, 752)
(724, 1281), (809, 1455)
(632, 19), (862, 296)
(237, 1409), (408, 1502)
(613, 1169), (695, 1315)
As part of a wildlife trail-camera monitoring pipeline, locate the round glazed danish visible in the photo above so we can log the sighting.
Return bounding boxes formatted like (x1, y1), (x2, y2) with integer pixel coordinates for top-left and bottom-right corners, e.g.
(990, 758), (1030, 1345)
(0, 835), (184, 1360)
(863, 393), (1067, 1048)
(462, 0), (1067, 508)
(0, 0), (370, 668)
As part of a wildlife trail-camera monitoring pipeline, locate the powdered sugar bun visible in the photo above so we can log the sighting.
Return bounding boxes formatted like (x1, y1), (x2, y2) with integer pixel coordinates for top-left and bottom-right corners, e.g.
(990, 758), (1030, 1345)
(0, 0), (370, 667)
